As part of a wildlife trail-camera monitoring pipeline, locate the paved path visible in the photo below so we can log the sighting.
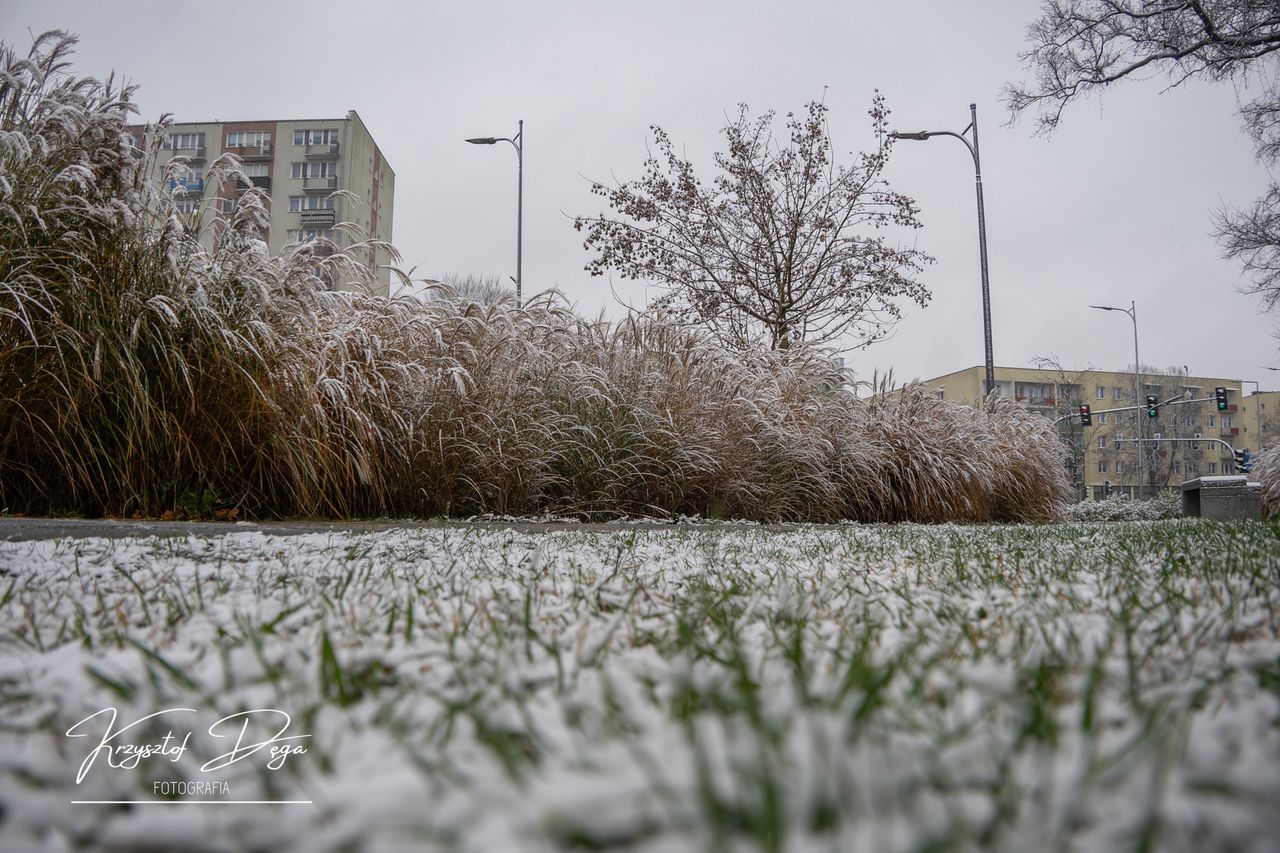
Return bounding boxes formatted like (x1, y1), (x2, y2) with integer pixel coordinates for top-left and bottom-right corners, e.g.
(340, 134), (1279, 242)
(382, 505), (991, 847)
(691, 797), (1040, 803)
(0, 516), (774, 541)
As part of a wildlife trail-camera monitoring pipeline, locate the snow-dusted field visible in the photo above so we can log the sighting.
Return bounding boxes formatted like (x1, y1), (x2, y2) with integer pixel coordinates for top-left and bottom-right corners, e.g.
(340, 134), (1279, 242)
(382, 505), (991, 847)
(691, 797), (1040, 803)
(1, 522), (1278, 852)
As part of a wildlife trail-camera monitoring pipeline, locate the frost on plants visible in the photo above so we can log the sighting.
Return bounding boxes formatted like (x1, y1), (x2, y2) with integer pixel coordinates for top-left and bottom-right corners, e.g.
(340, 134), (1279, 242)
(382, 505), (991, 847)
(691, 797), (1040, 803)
(1, 522), (1278, 851)
(0, 31), (1076, 523)
(1253, 441), (1280, 518)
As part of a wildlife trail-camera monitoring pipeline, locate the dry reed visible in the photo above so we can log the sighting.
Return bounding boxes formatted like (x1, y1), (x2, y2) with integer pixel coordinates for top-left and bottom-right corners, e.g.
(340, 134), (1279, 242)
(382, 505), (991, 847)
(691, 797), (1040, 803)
(1251, 441), (1280, 519)
(0, 31), (1072, 523)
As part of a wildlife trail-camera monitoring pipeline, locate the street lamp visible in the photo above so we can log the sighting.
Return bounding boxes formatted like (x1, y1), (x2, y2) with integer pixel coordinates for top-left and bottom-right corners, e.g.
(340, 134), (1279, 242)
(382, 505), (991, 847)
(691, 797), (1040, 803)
(1090, 301), (1143, 499)
(466, 119), (524, 307)
(890, 104), (994, 397)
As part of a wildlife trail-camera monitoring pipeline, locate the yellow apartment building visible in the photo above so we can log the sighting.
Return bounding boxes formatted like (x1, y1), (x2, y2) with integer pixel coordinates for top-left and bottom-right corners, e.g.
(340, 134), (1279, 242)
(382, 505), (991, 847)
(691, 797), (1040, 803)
(917, 366), (1276, 500)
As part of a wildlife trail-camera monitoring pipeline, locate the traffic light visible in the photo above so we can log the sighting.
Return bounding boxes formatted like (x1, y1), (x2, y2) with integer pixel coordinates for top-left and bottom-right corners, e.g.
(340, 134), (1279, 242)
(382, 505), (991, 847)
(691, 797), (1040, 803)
(1078, 403), (1092, 426)
(1145, 394), (1158, 418)
(1234, 448), (1253, 473)
(1215, 387), (1229, 411)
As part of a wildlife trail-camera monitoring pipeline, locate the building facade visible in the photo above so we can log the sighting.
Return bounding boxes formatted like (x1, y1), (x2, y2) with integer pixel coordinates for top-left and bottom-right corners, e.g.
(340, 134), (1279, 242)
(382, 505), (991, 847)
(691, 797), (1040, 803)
(127, 111), (395, 295)
(918, 366), (1276, 500)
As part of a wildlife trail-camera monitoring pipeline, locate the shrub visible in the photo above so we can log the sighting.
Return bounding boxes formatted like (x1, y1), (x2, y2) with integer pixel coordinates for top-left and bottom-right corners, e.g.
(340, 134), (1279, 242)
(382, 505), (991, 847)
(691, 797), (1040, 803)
(1252, 441), (1280, 519)
(1060, 490), (1182, 522)
(859, 383), (1070, 523)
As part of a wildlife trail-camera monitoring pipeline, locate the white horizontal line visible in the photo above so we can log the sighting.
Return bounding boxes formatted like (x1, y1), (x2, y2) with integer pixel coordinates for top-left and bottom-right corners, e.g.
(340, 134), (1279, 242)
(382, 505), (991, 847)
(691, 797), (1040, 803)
(71, 800), (313, 805)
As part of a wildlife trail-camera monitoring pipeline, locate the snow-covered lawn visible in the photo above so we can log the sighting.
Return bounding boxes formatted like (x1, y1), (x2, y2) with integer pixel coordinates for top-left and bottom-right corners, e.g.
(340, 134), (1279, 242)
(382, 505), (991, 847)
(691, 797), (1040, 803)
(1, 522), (1278, 852)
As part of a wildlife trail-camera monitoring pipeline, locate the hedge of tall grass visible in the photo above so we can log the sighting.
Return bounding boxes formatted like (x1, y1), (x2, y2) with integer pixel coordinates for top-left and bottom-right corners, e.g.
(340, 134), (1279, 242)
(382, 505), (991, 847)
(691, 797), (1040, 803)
(0, 32), (1073, 523)
(1252, 442), (1280, 519)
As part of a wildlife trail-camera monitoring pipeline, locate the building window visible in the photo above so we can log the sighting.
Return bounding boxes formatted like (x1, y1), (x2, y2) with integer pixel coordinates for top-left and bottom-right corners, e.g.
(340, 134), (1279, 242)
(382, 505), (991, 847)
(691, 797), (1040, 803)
(291, 162), (337, 178)
(1097, 460), (1108, 474)
(1208, 414), (1215, 427)
(1114, 434), (1124, 450)
(226, 131), (271, 147)
(1115, 461), (1125, 475)
(287, 228), (334, 242)
(1097, 435), (1107, 450)
(1209, 462), (1218, 474)
(164, 132), (205, 150)
(1095, 385), (1105, 399)
(241, 163), (269, 178)
(174, 198), (198, 214)
(288, 196), (336, 212)
(294, 128), (339, 145)
(1097, 412), (1106, 425)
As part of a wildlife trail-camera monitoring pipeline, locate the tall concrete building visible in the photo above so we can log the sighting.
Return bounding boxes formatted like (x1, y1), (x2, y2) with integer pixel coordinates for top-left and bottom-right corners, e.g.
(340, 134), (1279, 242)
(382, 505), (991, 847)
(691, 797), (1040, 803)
(917, 365), (1276, 501)
(127, 111), (395, 295)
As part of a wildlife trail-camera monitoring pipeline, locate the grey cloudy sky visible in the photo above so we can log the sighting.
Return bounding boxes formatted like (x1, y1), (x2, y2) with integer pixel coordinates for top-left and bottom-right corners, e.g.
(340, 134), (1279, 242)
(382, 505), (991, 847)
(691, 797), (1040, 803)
(4, 0), (1278, 390)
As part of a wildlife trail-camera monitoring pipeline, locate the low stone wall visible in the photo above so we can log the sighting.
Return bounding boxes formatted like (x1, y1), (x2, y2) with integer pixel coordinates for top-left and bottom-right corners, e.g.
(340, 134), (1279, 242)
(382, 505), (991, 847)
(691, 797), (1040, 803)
(1181, 475), (1262, 520)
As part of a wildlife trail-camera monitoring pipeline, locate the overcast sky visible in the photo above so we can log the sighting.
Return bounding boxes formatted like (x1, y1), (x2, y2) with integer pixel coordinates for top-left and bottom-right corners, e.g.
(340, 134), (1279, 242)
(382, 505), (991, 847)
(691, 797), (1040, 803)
(4, 0), (1278, 390)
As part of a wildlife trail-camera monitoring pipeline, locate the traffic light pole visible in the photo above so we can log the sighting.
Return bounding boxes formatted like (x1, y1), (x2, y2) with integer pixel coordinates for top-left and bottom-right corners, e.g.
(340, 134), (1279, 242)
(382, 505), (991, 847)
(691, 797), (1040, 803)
(1114, 437), (1252, 475)
(1114, 436), (1239, 455)
(1055, 394), (1248, 492)
(1053, 394), (1210, 427)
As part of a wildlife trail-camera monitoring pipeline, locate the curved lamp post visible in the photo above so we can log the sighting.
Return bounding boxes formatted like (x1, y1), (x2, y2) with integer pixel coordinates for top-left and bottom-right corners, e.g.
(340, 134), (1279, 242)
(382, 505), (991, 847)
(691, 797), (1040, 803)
(1090, 301), (1143, 499)
(890, 104), (994, 397)
(466, 119), (523, 307)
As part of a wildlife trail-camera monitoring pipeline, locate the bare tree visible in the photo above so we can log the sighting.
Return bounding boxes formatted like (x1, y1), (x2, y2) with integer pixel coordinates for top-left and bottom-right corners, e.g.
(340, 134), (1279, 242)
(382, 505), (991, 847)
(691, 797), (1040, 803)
(1132, 365), (1210, 494)
(1006, 1), (1280, 308)
(426, 273), (515, 305)
(574, 96), (932, 351)
(1030, 354), (1096, 499)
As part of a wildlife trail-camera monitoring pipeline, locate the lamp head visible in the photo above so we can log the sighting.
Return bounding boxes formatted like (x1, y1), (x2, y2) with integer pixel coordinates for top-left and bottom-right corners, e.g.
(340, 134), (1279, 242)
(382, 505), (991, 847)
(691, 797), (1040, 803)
(889, 131), (931, 141)
(466, 137), (498, 145)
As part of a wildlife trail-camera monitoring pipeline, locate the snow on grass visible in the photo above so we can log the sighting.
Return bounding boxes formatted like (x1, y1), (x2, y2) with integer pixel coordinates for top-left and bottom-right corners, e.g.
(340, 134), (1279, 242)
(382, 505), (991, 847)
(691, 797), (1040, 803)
(1, 522), (1278, 851)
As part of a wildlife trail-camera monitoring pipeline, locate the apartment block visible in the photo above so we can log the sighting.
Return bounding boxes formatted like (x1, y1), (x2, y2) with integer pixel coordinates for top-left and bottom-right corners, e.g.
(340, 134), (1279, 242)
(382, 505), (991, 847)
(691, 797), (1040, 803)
(127, 111), (395, 295)
(917, 365), (1276, 501)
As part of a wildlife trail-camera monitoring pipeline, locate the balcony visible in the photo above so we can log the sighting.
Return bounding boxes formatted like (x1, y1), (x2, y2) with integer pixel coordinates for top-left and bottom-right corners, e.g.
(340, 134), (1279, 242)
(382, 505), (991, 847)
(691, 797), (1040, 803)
(302, 175), (337, 192)
(234, 175), (271, 193)
(226, 143), (272, 160)
(305, 141), (340, 158)
(299, 207), (337, 228)
(1221, 426), (1240, 437)
(168, 178), (204, 194)
(171, 146), (206, 162)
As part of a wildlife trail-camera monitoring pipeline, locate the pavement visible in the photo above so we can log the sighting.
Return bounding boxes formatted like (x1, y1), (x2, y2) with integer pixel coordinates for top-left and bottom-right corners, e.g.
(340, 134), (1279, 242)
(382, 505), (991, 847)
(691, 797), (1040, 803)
(0, 516), (772, 541)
